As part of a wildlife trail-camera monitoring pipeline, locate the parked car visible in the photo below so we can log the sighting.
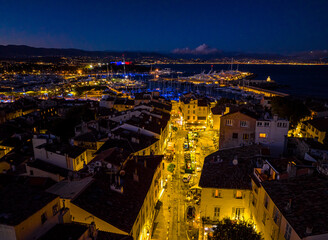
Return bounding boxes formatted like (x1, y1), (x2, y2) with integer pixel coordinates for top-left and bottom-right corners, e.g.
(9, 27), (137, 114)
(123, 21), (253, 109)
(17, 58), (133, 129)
(187, 206), (196, 219)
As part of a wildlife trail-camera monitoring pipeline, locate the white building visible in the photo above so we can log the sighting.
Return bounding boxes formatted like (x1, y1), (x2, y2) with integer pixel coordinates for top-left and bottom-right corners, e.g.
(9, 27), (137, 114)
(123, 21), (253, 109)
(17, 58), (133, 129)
(255, 115), (289, 156)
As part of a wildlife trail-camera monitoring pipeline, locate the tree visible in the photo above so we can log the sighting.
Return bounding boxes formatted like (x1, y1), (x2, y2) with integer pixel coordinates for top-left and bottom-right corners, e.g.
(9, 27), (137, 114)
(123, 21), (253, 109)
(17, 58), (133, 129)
(271, 97), (310, 127)
(209, 218), (263, 240)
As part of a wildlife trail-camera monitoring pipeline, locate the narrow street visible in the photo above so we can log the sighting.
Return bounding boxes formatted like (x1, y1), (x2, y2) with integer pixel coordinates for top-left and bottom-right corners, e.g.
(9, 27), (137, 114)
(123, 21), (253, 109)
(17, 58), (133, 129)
(152, 122), (217, 240)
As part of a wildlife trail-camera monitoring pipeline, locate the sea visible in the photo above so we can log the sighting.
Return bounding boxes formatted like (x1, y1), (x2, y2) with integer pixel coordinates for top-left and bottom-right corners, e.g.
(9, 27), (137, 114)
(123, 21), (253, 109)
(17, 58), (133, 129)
(154, 64), (328, 99)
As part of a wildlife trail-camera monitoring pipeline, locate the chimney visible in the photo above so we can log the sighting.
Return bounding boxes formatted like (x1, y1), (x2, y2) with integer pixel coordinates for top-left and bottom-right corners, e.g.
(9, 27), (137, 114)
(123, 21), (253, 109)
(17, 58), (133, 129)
(306, 226), (313, 235)
(224, 107), (230, 115)
(273, 114), (278, 121)
(133, 168), (139, 182)
(287, 162), (296, 178)
(286, 198), (292, 211)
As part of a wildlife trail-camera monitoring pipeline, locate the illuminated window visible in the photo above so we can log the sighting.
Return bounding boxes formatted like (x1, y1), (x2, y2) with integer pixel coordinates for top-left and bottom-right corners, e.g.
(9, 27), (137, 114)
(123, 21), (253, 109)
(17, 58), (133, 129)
(259, 133), (267, 138)
(234, 190), (243, 199)
(213, 189), (222, 198)
(243, 134), (249, 140)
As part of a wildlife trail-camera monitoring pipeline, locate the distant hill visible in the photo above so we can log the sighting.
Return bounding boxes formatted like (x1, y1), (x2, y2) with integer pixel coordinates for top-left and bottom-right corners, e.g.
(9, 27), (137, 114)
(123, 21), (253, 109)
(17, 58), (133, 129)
(0, 45), (165, 59)
(0, 45), (327, 62)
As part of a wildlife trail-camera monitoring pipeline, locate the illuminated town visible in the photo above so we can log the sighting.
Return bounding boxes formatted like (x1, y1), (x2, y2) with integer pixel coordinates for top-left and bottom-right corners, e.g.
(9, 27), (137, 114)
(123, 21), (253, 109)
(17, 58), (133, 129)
(1, 1), (328, 240)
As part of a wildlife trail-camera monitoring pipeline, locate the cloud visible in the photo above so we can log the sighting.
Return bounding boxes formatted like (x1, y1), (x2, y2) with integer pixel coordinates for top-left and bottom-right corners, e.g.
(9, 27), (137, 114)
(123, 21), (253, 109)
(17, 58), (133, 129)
(172, 44), (220, 55)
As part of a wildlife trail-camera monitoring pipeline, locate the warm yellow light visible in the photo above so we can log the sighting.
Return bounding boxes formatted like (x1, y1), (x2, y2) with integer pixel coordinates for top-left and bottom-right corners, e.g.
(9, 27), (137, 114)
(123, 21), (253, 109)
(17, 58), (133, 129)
(259, 133), (267, 138)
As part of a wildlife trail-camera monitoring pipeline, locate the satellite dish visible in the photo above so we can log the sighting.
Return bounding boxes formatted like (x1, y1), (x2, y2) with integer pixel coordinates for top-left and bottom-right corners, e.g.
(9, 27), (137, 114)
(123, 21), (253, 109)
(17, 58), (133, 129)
(232, 159), (238, 166)
(107, 163), (112, 169)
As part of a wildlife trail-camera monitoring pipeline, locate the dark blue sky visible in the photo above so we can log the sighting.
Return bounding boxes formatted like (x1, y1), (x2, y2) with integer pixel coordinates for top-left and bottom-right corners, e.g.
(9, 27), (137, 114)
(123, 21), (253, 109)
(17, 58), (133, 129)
(0, 0), (327, 53)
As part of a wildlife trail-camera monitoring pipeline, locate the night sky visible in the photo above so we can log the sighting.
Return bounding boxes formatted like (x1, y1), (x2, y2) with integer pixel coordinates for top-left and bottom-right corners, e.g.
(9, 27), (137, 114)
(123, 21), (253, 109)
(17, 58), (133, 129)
(0, 0), (327, 53)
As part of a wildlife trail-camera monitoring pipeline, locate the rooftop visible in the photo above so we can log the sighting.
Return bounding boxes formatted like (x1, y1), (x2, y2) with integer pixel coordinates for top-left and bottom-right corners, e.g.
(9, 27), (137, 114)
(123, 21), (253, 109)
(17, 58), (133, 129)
(222, 108), (258, 120)
(46, 177), (94, 199)
(36, 143), (86, 158)
(262, 173), (328, 238)
(97, 231), (133, 240)
(27, 159), (70, 177)
(306, 117), (328, 132)
(38, 224), (88, 240)
(199, 145), (264, 189)
(0, 181), (58, 226)
(72, 155), (163, 233)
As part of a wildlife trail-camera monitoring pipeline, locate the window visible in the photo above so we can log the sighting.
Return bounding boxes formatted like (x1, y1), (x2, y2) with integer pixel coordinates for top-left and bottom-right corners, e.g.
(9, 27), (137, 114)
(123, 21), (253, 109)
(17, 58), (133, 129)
(52, 204), (58, 216)
(188, 110), (190, 114)
(253, 183), (258, 194)
(232, 133), (238, 139)
(273, 206), (281, 224)
(234, 190), (243, 199)
(30, 170), (34, 176)
(243, 134), (249, 140)
(283, 123), (287, 128)
(262, 212), (267, 225)
(232, 208), (244, 220)
(226, 119), (233, 126)
(213, 189), (222, 198)
(277, 122), (283, 127)
(259, 133), (267, 138)
(252, 196), (257, 207)
(264, 194), (269, 209)
(214, 207), (220, 218)
(188, 105), (190, 108)
(240, 121), (248, 127)
(193, 116), (195, 120)
(193, 110), (195, 114)
(187, 116), (190, 120)
(41, 212), (47, 224)
(257, 122), (263, 127)
(76, 157), (80, 165)
(284, 223), (292, 240)
(264, 122), (270, 127)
